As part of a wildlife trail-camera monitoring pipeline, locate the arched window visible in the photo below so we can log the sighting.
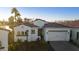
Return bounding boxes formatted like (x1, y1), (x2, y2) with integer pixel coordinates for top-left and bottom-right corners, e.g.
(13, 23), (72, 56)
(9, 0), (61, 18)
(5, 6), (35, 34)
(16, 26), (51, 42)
(22, 31), (25, 35)
(25, 30), (28, 36)
(31, 30), (35, 34)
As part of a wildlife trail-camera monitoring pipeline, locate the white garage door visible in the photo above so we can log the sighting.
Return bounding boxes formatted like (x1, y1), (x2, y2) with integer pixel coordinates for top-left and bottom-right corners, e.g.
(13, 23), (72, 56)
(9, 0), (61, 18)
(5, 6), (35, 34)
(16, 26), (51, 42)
(48, 30), (69, 41)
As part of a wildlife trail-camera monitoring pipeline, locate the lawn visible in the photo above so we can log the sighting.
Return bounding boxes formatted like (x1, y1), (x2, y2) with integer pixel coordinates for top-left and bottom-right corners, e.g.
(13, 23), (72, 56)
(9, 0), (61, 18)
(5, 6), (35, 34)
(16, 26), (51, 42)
(8, 40), (49, 51)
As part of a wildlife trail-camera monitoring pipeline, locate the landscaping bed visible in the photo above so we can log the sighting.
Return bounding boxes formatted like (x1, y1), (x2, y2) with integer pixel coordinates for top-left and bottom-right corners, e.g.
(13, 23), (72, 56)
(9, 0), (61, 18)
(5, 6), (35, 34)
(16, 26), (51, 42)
(8, 40), (49, 51)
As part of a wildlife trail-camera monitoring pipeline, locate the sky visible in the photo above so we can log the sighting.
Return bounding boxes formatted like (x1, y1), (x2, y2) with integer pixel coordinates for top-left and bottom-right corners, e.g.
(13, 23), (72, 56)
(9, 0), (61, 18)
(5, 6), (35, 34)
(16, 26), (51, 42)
(0, 7), (79, 21)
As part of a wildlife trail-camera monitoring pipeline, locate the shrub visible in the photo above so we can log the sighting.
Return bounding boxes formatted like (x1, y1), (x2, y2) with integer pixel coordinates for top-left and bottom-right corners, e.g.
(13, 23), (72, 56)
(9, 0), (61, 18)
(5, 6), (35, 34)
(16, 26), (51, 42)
(8, 39), (48, 51)
(17, 39), (22, 43)
(8, 43), (16, 51)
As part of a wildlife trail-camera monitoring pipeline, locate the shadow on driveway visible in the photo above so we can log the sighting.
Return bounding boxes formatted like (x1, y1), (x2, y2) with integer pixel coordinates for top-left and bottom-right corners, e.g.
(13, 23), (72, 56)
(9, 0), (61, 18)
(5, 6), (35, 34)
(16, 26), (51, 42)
(48, 41), (79, 51)
(47, 41), (55, 51)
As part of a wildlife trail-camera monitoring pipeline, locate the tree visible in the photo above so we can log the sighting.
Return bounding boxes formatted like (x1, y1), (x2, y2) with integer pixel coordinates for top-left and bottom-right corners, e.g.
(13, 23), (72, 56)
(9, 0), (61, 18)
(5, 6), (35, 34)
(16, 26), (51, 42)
(17, 17), (23, 24)
(24, 18), (28, 23)
(8, 16), (14, 29)
(24, 18), (32, 23)
(11, 8), (21, 22)
(8, 16), (15, 44)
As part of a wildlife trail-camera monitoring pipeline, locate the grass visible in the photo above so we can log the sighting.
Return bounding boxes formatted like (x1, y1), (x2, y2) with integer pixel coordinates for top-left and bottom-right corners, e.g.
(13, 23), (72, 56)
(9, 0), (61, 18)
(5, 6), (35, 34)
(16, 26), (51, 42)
(8, 39), (49, 51)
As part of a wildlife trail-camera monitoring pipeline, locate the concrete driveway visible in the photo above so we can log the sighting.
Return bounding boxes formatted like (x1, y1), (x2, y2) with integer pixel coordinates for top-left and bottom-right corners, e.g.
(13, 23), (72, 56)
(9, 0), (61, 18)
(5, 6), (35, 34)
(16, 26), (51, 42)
(49, 41), (79, 51)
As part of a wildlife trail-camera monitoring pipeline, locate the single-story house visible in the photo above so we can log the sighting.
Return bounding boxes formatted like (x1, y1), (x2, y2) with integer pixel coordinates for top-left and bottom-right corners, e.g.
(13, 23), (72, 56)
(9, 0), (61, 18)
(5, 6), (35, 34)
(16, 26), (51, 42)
(0, 26), (10, 51)
(33, 19), (47, 28)
(60, 21), (79, 45)
(43, 22), (71, 41)
(71, 28), (79, 45)
(14, 23), (38, 42)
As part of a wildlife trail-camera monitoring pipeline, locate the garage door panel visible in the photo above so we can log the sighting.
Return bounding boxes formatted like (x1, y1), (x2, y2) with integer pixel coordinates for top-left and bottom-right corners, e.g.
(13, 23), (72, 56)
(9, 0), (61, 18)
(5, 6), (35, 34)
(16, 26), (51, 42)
(48, 31), (68, 41)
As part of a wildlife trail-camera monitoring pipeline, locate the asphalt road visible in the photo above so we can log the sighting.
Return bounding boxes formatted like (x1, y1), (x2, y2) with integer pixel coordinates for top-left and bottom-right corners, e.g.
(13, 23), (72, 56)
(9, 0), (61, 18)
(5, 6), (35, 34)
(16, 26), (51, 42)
(49, 41), (79, 51)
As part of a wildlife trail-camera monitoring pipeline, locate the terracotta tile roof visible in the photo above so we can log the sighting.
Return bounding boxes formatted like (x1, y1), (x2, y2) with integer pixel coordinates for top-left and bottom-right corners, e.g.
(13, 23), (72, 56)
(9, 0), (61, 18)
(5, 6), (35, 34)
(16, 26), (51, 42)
(14, 22), (38, 27)
(24, 23), (38, 27)
(43, 22), (70, 28)
(0, 27), (10, 31)
(59, 21), (79, 28)
(0, 28), (9, 31)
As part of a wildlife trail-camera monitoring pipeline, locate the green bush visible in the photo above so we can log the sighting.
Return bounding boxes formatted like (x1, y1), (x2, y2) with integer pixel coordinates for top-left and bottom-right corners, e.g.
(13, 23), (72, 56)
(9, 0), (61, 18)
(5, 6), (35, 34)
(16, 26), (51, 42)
(8, 43), (16, 51)
(8, 39), (48, 51)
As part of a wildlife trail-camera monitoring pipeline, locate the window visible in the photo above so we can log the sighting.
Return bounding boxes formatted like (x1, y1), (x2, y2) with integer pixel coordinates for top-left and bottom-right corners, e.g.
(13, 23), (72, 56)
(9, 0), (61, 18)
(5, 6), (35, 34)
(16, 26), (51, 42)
(22, 31), (25, 35)
(25, 30), (28, 36)
(17, 31), (20, 35)
(77, 32), (79, 40)
(17, 31), (28, 36)
(31, 30), (35, 34)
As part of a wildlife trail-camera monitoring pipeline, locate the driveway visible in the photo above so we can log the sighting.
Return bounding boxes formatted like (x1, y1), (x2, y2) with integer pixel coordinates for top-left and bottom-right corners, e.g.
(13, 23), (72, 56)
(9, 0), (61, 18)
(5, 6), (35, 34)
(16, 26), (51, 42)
(49, 41), (79, 51)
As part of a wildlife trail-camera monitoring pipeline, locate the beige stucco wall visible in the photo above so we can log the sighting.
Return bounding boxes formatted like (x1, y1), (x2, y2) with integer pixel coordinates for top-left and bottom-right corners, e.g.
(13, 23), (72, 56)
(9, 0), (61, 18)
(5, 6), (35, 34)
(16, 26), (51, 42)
(0, 30), (9, 51)
(14, 25), (38, 42)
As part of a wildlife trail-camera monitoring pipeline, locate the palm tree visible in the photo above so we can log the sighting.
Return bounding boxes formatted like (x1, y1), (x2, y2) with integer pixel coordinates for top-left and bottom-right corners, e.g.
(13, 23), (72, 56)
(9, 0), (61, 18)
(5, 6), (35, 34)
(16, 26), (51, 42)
(17, 17), (23, 24)
(8, 16), (14, 28)
(11, 8), (21, 22)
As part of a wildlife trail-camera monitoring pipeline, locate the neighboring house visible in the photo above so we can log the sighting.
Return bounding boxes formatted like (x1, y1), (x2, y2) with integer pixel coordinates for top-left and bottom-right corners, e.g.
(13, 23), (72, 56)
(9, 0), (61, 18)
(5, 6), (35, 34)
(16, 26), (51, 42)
(14, 23), (38, 42)
(0, 27), (10, 51)
(33, 19), (47, 28)
(71, 28), (79, 45)
(60, 21), (79, 45)
(43, 22), (70, 41)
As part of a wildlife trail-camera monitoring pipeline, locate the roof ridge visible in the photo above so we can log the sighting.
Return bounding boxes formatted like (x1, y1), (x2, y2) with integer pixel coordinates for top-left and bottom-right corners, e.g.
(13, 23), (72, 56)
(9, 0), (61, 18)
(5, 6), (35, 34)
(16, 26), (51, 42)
(14, 22), (38, 27)
(34, 19), (47, 22)
(43, 22), (70, 28)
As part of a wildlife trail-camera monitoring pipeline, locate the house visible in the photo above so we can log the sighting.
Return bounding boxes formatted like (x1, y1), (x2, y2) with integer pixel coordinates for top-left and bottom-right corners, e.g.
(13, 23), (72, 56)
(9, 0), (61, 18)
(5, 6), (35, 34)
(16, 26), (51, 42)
(60, 21), (79, 45)
(14, 23), (38, 42)
(71, 27), (79, 45)
(43, 22), (70, 41)
(33, 19), (47, 28)
(0, 27), (10, 51)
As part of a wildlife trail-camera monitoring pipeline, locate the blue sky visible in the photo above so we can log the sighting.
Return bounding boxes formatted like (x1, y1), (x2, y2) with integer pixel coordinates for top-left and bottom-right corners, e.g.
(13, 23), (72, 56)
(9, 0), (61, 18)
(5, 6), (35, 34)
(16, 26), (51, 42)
(0, 7), (79, 21)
